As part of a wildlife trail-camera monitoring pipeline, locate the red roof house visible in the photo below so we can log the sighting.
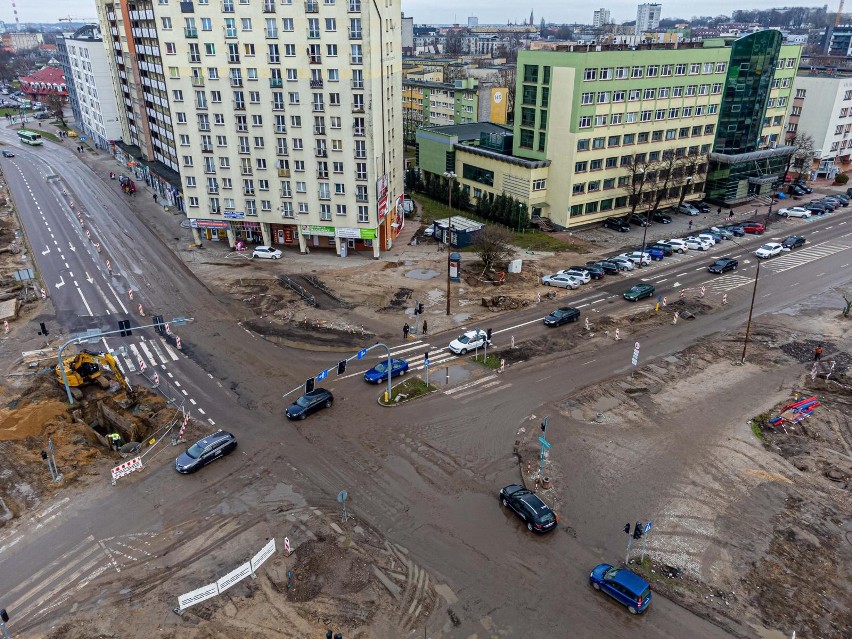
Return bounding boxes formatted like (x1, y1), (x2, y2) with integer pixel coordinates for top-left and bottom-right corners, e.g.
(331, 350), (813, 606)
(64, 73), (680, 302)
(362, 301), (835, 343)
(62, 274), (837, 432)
(19, 66), (67, 102)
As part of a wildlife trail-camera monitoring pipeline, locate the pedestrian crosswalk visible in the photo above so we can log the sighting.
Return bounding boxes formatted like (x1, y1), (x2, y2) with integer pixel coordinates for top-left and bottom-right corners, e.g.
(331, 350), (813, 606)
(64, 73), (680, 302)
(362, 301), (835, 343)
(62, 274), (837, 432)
(110, 336), (181, 374)
(443, 373), (512, 400)
(763, 241), (852, 273)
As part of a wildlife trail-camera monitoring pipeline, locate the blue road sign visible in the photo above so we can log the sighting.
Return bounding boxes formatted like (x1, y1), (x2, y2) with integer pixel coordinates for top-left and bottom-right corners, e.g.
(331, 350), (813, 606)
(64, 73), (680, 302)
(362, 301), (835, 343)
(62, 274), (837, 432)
(316, 369), (329, 381)
(644, 521), (653, 533)
(356, 348), (367, 359)
(538, 436), (551, 449)
(424, 357), (430, 367)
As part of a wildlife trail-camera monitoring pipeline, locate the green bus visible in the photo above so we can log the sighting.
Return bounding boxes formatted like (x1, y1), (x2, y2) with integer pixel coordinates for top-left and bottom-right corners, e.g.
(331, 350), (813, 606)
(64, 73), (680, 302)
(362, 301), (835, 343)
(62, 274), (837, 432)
(18, 129), (42, 146)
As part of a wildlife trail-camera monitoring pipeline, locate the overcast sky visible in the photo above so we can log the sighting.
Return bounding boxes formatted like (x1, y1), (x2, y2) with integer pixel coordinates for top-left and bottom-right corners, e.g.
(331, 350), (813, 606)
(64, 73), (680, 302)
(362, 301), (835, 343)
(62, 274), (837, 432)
(0, 0), (832, 26)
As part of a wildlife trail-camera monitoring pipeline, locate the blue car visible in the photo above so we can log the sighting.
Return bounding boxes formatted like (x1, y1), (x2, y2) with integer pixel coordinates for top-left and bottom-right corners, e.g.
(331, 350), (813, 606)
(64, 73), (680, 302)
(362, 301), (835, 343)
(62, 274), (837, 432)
(645, 247), (665, 261)
(589, 564), (652, 614)
(363, 358), (409, 383)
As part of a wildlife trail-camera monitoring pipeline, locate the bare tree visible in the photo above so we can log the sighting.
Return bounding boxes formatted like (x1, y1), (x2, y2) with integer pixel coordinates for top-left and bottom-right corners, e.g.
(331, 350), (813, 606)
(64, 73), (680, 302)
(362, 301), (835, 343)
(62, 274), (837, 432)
(473, 224), (516, 273)
(843, 292), (852, 318)
(443, 64), (468, 83)
(622, 154), (656, 216)
(676, 152), (709, 208)
(783, 131), (816, 180)
(445, 29), (464, 55)
(43, 94), (66, 126)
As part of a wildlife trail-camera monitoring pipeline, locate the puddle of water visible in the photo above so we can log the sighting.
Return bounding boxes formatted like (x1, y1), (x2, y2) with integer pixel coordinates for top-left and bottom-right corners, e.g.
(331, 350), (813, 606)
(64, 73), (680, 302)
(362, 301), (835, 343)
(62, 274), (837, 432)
(426, 364), (471, 386)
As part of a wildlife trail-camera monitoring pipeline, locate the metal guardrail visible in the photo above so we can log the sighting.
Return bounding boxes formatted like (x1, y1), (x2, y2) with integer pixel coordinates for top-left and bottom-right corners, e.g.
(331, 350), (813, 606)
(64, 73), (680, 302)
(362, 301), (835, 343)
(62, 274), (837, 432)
(303, 274), (349, 306)
(277, 276), (317, 306)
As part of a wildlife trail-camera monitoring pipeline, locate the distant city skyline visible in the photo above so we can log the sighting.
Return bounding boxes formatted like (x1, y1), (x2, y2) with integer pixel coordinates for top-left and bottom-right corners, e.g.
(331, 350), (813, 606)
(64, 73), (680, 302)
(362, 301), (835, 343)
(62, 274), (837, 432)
(0, 0), (833, 26)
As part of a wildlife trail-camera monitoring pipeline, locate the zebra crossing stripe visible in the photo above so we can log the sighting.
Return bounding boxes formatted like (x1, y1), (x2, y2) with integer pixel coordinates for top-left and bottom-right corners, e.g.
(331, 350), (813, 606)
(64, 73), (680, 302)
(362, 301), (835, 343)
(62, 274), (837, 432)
(159, 338), (180, 361)
(147, 339), (168, 365)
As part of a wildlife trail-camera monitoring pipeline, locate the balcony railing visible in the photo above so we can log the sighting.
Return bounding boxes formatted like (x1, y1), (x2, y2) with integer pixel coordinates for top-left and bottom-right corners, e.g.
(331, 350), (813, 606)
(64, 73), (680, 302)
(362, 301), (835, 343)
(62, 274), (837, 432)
(318, 192), (331, 200)
(350, 79), (364, 89)
(267, 54), (280, 64)
(305, 1), (319, 12)
(265, 29), (278, 38)
(278, 168), (290, 177)
(241, 168), (253, 175)
(201, 145), (213, 152)
(191, 76), (204, 86)
(312, 103), (325, 112)
(208, 187), (220, 194)
(352, 127), (365, 136)
(270, 78), (283, 88)
(348, 28), (362, 39)
(233, 101), (246, 110)
(349, 1), (361, 12)
(310, 79), (324, 89)
(315, 149), (328, 157)
(222, 2), (235, 12)
(350, 55), (363, 65)
(308, 30), (321, 39)
(313, 126), (326, 135)
(317, 171), (329, 179)
(352, 105), (365, 113)
(309, 56), (322, 65)
(230, 78), (243, 87)
(355, 173), (367, 181)
(184, 27), (198, 38)
(262, 2), (276, 12)
(355, 193), (368, 202)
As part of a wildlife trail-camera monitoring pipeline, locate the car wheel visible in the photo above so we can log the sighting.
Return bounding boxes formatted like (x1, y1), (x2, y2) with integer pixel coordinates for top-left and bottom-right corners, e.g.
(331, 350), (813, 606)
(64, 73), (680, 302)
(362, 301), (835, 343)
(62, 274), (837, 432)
(628, 606), (639, 615)
(527, 522), (533, 531)
(460, 348), (468, 355)
(502, 498), (508, 507)
(299, 413), (306, 420)
(592, 582), (601, 591)
(324, 399), (332, 408)
(571, 315), (579, 322)
(732, 265), (737, 271)
(400, 368), (406, 376)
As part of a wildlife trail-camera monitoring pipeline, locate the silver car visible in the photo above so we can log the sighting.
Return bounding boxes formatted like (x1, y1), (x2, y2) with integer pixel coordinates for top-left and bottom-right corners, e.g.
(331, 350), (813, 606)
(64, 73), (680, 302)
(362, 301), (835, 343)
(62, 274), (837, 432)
(541, 273), (582, 289)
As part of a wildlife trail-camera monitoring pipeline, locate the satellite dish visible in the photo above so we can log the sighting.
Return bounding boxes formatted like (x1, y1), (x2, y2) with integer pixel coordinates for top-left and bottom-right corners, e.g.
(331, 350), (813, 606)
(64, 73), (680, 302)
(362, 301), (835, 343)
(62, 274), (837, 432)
(337, 490), (348, 503)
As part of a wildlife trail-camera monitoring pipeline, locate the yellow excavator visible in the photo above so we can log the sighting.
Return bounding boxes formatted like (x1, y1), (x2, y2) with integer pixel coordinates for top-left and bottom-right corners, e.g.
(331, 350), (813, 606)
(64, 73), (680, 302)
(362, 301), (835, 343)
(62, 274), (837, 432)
(55, 350), (135, 401)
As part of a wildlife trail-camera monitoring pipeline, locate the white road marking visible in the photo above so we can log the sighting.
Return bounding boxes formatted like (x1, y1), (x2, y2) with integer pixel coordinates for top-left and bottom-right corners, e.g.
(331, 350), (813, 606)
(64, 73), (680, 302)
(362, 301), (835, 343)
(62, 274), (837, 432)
(444, 374), (498, 395)
(452, 379), (503, 399)
(495, 316), (546, 334)
(75, 286), (94, 316)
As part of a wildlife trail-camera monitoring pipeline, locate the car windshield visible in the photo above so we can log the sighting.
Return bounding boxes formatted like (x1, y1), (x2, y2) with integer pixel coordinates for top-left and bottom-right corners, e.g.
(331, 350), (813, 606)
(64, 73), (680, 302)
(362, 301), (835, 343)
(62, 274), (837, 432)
(759, 244), (773, 251)
(457, 335), (471, 344)
(714, 260), (728, 267)
(603, 566), (620, 580)
(629, 286), (642, 293)
(373, 363), (388, 373)
(186, 443), (204, 459)
(296, 396), (313, 407)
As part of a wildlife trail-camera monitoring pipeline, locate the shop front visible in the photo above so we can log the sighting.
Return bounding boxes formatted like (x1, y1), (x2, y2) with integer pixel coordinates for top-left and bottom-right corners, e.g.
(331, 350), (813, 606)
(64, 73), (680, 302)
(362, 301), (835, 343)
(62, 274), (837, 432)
(189, 218), (230, 242)
(224, 213), (263, 244)
(269, 223), (299, 247)
(299, 225), (378, 255)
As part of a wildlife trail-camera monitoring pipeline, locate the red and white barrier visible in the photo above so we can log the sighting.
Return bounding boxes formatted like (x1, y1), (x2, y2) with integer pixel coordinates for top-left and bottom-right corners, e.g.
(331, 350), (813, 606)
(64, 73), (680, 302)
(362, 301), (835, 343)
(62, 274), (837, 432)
(138, 358), (146, 372)
(41, 288), (47, 300)
(673, 311), (679, 325)
(662, 296), (667, 307)
(722, 293), (728, 305)
(152, 372), (160, 386)
(165, 323), (171, 335)
(700, 286), (706, 298)
(176, 336), (182, 350)
(106, 260), (112, 272)
(3, 319), (8, 334)
(110, 456), (143, 485)
(128, 290), (133, 300)
(614, 328), (621, 341)
(137, 303), (145, 316)
(680, 288), (685, 300)
(177, 411), (190, 440)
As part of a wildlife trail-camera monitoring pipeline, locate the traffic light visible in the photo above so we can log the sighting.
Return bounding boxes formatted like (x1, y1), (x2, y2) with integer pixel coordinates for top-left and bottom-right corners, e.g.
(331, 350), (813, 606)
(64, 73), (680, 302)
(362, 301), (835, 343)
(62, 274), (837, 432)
(39, 321), (49, 336)
(624, 523), (631, 535)
(337, 360), (347, 375)
(541, 416), (548, 433)
(633, 521), (643, 539)
(424, 349), (429, 362)
(118, 319), (132, 337)
(417, 302), (424, 314)
(0, 608), (8, 622)
(486, 327), (493, 341)
(41, 450), (48, 461)
(153, 315), (165, 334)
(305, 377), (315, 393)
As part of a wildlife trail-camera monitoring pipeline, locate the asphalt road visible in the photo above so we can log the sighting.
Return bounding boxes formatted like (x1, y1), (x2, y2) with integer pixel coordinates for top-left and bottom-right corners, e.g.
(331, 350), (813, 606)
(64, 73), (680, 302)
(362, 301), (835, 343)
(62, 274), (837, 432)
(1, 133), (850, 637)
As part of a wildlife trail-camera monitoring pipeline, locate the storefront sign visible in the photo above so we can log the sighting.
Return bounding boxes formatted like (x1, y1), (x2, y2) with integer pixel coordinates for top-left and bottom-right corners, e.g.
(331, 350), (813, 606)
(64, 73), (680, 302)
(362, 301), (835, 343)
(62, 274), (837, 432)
(300, 225), (336, 237)
(336, 227), (377, 240)
(378, 195), (388, 222)
(223, 211), (245, 219)
(190, 219), (230, 229)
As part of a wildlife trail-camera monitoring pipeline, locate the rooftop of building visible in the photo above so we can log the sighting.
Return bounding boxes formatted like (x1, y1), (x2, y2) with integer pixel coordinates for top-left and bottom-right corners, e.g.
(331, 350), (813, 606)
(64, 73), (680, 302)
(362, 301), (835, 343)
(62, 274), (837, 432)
(402, 78), (478, 91)
(19, 65), (65, 85)
(420, 122), (511, 143)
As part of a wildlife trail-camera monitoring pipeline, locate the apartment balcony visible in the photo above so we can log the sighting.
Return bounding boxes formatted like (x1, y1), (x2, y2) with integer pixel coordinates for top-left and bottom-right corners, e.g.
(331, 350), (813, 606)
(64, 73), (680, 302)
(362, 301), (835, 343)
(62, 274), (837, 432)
(208, 187), (220, 194)
(308, 30), (321, 39)
(201, 145), (213, 153)
(191, 76), (205, 86)
(184, 28), (198, 38)
(312, 104), (325, 112)
(350, 79), (364, 89)
(354, 152), (366, 159)
(310, 79), (324, 89)
(355, 193), (368, 202)
(233, 102), (246, 111)
(278, 168), (291, 177)
(210, 207), (220, 214)
(199, 124), (211, 131)
(318, 192), (331, 201)
(315, 149), (328, 157)
(317, 171), (329, 179)
(224, 28), (238, 38)
(270, 78), (283, 88)
(309, 56), (322, 65)
(348, 28), (362, 39)
(313, 126), (326, 135)
(352, 126), (365, 136)
(350, 55), (363, 65)
(276, 145), (289, 155)
(262, 1), (276, 12)
(305, 2), (319, 12)
(352, 105), (365, 113)
(188, 55), (201, 63)
(265, 29), (278, 38)
(355, 173), (368, 182)
(241, 168), (253, 176)
(244, 189), (256, 196)
(348, 1), (361, 12)
(267, 55), (281, 64)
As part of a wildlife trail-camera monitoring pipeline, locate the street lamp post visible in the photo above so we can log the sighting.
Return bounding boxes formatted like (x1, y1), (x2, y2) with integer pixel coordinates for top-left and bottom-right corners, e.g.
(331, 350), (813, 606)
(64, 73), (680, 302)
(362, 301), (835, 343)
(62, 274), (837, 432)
(443, 170), (456, 316)
(725, 236), (761, 364)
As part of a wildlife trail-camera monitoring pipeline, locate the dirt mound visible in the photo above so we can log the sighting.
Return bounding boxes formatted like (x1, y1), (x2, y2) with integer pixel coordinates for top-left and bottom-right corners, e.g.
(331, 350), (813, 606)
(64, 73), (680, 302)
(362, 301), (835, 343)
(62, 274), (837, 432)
(287, 534), (372, 603)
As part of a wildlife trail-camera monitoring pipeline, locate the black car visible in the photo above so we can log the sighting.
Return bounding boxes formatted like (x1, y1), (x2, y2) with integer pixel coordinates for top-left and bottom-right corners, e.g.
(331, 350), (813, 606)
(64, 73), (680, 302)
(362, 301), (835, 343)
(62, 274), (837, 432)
(846, 186), (852, 197)
(782, 235), (806, 250)
(788, 185), (807, 196)
(693, 200), (712, 213)
(722, 224), (745, 237)
(649, 243), (673, 256)
(573, 264), (604, 279)
(499, 484), (558, 533)
(626, 213), (650, 227)
(651, 210), (672, 224)
(175, 431), (238, 474)
(805, 204), (827, 215)
(588, 260), (620, 275)
(1, 150), (14, 158)
(543, 306), (581, 327)
(604, 217), (630, 232)
(708, 258), (738, 274)
(286, 388), (334, 420)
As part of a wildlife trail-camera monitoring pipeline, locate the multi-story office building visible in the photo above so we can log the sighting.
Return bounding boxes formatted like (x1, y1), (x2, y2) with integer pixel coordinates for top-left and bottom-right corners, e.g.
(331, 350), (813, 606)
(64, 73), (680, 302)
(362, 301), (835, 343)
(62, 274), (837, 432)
(57, 25), (123, 151)
(415, 33), (800, 229)
(706, 31), (801, 202)
(593, 8), (611, 28)
(636, 3), (662, 35)
(97, 0), (184, 209)
(403, 78), (478, 144)
(786, 70), (852, 178)
(98, 0), (403, 256)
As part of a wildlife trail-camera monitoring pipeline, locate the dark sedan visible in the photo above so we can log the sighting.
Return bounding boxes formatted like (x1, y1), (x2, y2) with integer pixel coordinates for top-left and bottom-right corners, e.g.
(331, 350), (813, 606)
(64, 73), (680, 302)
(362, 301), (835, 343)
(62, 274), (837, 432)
(651, 210), (672, 224)
(544, 306), (581, 327)
(499, 484), (558, 533)
(722, 224), (745, 237)
(363, 358), (409, 383)
(626, 213), (650, 227)
(572, 264), (604, 279)
(649, 243), (673, 256)
(286, 388), (334, 420)
(588, 260), (620, 274)
(782, 235), (806, 250)
(175, 431), (238, 474)
(604, 217), (631, 232)
(624, 283), (655, 301)
(708, 258), (738, 274)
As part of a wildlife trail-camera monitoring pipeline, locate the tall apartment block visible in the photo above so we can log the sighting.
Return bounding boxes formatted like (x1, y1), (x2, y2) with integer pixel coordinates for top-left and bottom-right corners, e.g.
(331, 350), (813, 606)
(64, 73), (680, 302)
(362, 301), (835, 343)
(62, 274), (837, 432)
(97, 0), (403, 257)
(414, 33), (801, 230)
(593, 8), (610, 28)
(636, 3), (662, 35)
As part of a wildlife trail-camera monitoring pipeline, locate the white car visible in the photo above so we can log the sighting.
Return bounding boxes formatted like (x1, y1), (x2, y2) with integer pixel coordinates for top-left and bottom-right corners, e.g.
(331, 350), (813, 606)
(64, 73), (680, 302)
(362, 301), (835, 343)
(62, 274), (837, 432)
(754, 242), (784, 259)
(618, 251), (651, 266)
(696, 233), (718, 246)
(778, 207), (811, 219)
(252, 246), (282, 259)
(608, 256), (635, 271)
(557, 269), (591, 284)
(449, 329), (490, 355)
(541, 273), (583, 289)
(659, 239), (687, 253)
(683, 237), (711, 251)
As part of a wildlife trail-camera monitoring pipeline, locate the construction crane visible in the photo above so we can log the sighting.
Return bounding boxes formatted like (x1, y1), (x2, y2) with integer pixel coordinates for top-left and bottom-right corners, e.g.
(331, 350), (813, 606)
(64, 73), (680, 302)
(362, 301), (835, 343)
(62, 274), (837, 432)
(58, 16), (95, 23)
(825, 0), (846, 55)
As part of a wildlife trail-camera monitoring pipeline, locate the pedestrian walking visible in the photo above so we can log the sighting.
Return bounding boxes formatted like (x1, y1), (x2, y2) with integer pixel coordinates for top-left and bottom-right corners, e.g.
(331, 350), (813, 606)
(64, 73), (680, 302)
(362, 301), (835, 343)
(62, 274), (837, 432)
(153, 193), (158, 202)
(403, 323), (410, 339)
(728, 209), (735, 220)
(814, 344), (824, 361)
(422, 320), (428, 336)
(688, 220), (693, 231)
(717, 206), (722, 215)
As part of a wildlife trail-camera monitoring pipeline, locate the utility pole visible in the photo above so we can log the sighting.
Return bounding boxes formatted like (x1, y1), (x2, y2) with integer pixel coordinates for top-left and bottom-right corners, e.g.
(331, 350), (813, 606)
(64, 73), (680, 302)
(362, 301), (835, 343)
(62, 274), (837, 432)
(443, 171), (456, 316)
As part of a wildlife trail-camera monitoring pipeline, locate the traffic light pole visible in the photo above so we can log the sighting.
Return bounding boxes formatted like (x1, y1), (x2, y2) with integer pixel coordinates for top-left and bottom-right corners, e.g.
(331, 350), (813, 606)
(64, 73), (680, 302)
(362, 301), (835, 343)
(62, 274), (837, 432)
(56, 316), (194, 405)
